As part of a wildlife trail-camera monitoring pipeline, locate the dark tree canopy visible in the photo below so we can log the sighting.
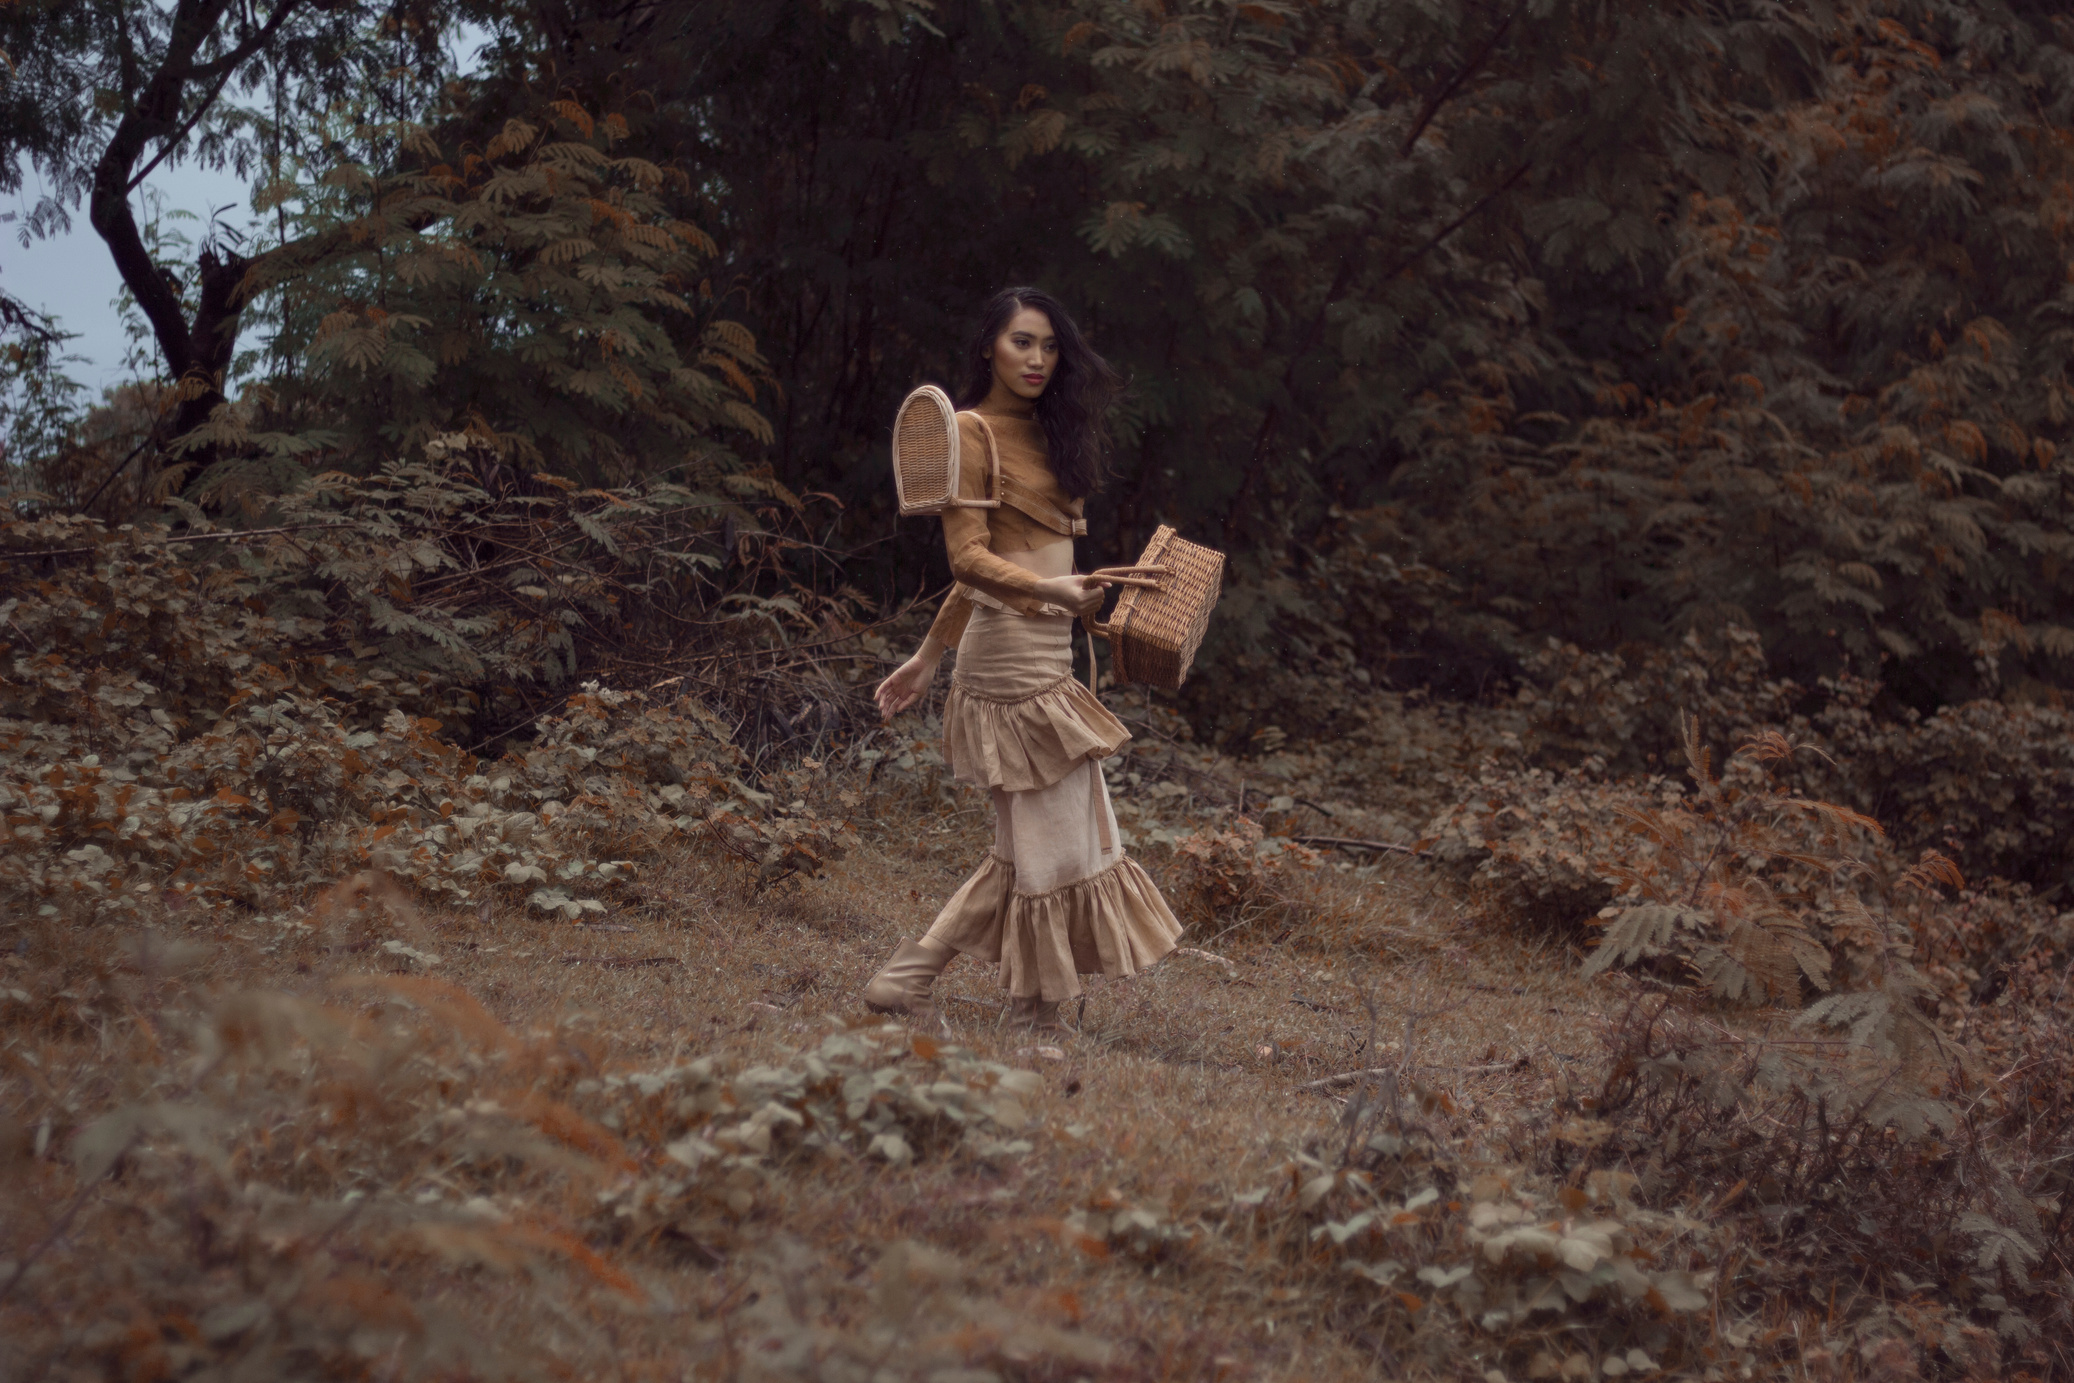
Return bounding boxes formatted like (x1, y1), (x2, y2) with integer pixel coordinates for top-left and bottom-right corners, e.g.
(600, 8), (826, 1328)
(8, 0), (2074, 709)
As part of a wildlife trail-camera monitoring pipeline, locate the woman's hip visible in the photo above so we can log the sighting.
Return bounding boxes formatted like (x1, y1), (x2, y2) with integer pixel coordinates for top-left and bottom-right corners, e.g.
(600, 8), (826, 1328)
(952, 605), (1075, 699)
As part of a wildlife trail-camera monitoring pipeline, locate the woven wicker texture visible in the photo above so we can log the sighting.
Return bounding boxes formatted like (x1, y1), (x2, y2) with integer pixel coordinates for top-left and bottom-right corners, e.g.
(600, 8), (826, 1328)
(1091, 525), (1224, 691)
(892, 385), (957, 516)
(892, 386), (1001, 516)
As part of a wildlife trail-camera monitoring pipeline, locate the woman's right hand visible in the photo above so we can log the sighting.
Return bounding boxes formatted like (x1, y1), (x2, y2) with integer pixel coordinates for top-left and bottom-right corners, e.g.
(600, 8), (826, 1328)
(1033, 574), (1109, 618)
(875, 646), (944, 721)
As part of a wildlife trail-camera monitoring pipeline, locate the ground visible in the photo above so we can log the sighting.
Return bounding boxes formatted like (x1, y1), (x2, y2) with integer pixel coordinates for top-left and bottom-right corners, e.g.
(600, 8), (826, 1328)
(0, 749), (1641, 1381)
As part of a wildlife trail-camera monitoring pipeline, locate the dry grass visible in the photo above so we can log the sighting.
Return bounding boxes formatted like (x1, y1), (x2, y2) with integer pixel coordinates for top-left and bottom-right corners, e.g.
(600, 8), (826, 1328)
(0, 754), (1633, 1383)
(14, 719), (2061, 1381)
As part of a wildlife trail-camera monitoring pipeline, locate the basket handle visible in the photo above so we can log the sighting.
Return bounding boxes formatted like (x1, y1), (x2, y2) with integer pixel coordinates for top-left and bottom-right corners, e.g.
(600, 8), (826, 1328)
(945, 412), (1003, 509)
(1080, 582), (1118, 691)
(1088, 563), (1168, 590)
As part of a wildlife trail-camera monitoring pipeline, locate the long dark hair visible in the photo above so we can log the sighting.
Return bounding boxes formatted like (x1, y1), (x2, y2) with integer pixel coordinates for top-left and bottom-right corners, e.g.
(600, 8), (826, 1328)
(955, 287), (1120, 499)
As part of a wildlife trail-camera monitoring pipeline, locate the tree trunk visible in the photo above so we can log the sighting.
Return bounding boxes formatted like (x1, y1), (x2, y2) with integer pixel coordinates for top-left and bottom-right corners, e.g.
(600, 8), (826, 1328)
(86, 0), (306, 476)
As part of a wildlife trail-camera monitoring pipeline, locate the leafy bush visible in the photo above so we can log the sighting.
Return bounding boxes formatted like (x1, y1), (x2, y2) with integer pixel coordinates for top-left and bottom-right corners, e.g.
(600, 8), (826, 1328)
(1805, 681), (2074, 892)
(1422, 766), (1655, 934)
(1028, 1022), (1740, 1378)
(224, 100), (774, 488)
(1175, 508), (1507, 753)
(1561, 722), (2072, 1372)
(1452, 628), (2074, 901)
(1163, 815), (1322, 939)
(0, 928), (1092, 1380)
(1, 482), (867, 922)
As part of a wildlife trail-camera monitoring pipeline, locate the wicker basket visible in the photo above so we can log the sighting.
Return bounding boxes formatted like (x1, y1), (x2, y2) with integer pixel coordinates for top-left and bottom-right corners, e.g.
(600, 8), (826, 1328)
(1084, 525), (1224, 691)
(891, 385), (999, 517)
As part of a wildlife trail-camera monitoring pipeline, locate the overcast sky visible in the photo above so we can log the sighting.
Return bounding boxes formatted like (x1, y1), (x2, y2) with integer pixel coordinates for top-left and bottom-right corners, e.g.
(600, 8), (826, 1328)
(5, 157), (261, 390)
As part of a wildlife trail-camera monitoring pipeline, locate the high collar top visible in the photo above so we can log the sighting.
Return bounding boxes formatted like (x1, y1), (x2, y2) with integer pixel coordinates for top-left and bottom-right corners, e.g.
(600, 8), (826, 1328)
(976, 394), (1039, 420)
(923, 404), (1090, 646)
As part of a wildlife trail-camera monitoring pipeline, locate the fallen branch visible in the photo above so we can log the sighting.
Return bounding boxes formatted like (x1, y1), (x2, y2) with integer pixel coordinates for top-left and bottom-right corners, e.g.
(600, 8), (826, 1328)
(1299, 1065), (1399, 1090)
(1172, 947), (1235, 970)
(556, 954), (683, 968)
(1, 522), (351, 561)
(1294, 835), (1433, 859)
(1298, 1058), (1516, 1090)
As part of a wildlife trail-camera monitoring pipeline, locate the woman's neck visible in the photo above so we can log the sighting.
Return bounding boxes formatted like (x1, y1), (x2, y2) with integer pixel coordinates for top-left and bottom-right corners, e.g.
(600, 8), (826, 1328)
(978, 382), (1039, 418)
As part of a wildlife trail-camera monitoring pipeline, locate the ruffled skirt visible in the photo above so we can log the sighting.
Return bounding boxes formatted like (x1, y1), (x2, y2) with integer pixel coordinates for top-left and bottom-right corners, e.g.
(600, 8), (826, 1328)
(925, 605), (1182, 1000)
(942, 609), (1130, 794)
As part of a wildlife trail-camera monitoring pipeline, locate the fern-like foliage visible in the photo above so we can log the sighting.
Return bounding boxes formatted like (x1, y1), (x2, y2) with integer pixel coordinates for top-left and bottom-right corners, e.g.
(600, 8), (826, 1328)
(217, 99), (772, 490)
(1582, 715), (1945, 1014)
(1581, 902), (1702, 977)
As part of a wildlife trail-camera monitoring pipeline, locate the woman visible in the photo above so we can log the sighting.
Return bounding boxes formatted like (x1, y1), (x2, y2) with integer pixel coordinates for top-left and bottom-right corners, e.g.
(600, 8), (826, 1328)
(861, 288), (1183, 1030)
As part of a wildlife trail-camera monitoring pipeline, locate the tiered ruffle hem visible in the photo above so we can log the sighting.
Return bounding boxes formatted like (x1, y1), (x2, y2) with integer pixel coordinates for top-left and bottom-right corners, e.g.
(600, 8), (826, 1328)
(943, 671), (1129, 793)
(923, 604), (1182, 1001)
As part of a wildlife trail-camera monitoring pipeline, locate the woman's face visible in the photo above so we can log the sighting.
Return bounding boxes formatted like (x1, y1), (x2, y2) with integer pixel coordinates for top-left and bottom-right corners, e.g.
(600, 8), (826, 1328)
(987, 307), (1059, 401)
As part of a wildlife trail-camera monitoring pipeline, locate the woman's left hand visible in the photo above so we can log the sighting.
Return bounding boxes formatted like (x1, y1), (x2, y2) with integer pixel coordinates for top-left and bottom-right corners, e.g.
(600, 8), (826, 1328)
(875, 647), (944, 720)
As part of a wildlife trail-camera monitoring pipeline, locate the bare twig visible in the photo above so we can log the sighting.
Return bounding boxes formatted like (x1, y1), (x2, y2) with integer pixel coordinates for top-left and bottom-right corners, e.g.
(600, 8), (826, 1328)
(0, 1129), (142, 1308)
(1294, 835), (1433, 859)
(2, 522), (352, 561)
(1302, 1063), (1399, 1091)
(0, 1047), (229, 1308)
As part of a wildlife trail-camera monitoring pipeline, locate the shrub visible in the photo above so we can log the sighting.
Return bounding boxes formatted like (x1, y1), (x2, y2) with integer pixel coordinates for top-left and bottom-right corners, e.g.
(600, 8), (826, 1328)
(1176, 507), (1517, 754)
(0, 925), (1092, 1380)
(1421, 764), (1656, 933)
(1503, 627), (2074, 893)
(0, 471), (875, 923)
(1563, 721), (2072, 1375)
(1164, 815), (1322, 939)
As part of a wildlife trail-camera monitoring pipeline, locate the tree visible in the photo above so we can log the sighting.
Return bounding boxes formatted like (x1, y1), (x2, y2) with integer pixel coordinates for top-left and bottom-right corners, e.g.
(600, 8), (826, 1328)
(13, 0), (2074, 710)
(497, 0), (2074, 705)
(196, 100), (772, 494)
(0, 0), (479, 453)
(483, 0), (1817, 604)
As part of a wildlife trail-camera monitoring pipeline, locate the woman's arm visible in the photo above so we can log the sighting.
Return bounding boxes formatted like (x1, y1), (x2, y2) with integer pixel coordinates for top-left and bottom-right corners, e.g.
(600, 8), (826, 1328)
(941, 506), (1106, 616)
(923, 584), (974, 650)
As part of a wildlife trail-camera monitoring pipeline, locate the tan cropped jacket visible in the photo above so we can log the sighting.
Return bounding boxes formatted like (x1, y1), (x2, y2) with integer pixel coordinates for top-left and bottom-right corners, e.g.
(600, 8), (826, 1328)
(922, 399), (1086, 649)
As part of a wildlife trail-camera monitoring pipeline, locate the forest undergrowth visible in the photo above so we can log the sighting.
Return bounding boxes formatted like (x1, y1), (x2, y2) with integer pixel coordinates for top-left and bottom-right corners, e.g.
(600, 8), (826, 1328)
(6, 506), (2074, 1381)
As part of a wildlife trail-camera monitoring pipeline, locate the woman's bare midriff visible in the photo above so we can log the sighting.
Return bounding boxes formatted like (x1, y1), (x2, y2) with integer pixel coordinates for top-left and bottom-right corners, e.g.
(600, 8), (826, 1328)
(1000, 538), (1075, 581)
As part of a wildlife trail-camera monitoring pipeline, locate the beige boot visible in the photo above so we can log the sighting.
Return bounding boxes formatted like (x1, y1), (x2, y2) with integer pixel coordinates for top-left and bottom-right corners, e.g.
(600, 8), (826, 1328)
(862, 938), (954, 1015)
(1009, 995), (1064, 1033)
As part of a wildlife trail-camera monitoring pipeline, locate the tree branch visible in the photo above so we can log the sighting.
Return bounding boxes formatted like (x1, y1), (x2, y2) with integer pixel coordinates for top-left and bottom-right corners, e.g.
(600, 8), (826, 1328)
(125, 56), (245, 193)
(1371, 158), (1531, 284)
(89, 0), (315, 450)
(1220, 159), (1531, 544)
(0, 292), (63, 346)
(89, 0), (241, 381)
(189, 0), (305, 83)
(1399, 3), (1523, 158)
